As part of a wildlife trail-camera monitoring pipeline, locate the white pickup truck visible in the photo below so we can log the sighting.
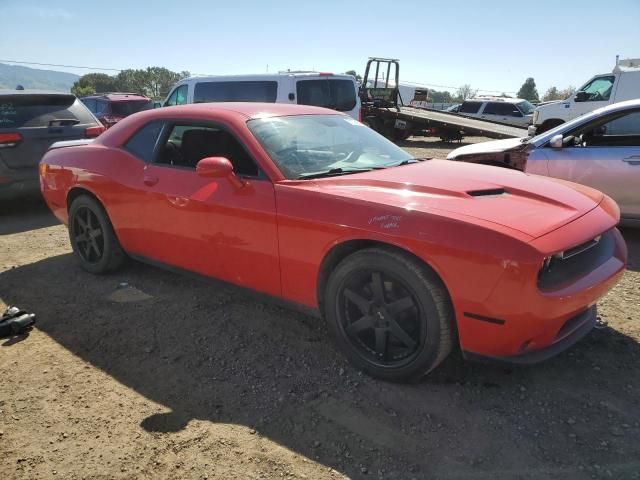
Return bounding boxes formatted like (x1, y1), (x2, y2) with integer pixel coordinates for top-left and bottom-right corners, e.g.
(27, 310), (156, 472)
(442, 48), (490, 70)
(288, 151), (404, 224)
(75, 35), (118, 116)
(531, 57), (640, 134)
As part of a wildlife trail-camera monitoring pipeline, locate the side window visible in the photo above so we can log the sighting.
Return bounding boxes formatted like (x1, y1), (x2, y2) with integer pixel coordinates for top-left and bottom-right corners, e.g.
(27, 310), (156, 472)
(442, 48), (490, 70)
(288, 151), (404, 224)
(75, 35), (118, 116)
(95, 101), (108, 115)
(156, 123), (259, 176)
(483, 102), (522, 117)
(193, 81), (277, 103)
(580, 76), (615, 102)
(164, 85), (187, 106)
(571, 109), (640, 147)
(82, 98), (96, 113)
(458, 101), (482, 114)
(176, 85), (188, 105)
(124, 121), (163, 162)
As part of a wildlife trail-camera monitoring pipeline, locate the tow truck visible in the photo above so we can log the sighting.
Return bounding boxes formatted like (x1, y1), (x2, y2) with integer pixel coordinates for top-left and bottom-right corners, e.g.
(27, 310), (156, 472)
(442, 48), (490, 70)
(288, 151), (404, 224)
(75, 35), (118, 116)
(359, 58), (528, 142)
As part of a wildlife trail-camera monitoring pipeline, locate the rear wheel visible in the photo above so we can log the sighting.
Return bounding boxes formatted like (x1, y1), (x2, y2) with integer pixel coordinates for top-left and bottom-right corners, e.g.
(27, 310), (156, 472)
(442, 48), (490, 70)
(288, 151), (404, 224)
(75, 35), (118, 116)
(68, 195), (125, 274)
(324, 248), (454, 382)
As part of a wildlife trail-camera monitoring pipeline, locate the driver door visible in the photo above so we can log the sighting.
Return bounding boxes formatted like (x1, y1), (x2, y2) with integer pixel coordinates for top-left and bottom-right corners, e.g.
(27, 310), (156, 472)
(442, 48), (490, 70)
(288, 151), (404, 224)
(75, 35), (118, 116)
(133, 120), (282, 297)
(546, 109), (640, 220)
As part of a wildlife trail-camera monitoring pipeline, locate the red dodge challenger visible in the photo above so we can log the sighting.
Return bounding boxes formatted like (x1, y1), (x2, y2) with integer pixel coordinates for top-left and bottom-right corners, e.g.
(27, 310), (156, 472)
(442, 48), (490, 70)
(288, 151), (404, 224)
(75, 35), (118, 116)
(39, 103), (627, 381)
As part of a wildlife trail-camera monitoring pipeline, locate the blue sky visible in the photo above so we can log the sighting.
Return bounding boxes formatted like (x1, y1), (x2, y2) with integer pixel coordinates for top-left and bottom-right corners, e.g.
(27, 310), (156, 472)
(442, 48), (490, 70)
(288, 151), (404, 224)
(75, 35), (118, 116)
(1, 0), (639, 95)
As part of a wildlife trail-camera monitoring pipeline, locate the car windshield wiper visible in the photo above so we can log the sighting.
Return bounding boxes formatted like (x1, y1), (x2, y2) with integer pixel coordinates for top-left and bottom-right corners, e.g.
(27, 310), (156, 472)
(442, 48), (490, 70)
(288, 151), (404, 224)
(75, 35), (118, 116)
(297, 167), (380, 180)
(388, 157), (427, 167)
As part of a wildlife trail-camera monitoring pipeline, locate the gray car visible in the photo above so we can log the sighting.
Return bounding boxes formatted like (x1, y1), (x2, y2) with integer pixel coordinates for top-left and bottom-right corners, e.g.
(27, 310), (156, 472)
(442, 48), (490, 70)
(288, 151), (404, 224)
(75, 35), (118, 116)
(447, 99), (640, 225)
(0, 90), (103, 199)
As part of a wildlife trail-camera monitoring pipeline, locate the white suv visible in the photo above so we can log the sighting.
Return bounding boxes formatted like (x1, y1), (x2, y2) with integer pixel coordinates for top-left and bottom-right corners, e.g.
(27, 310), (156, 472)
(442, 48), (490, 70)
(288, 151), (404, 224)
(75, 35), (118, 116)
(457, 97), (534, 127)
(163, 72), (361, 120)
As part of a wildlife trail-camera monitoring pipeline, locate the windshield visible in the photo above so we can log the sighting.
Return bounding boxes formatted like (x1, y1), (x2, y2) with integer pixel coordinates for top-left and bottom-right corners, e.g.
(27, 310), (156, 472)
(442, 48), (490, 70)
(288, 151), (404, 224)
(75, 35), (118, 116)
(247, 114), (413, 179)
(110, 100), (152, 117)
(516, 100), (535, 115)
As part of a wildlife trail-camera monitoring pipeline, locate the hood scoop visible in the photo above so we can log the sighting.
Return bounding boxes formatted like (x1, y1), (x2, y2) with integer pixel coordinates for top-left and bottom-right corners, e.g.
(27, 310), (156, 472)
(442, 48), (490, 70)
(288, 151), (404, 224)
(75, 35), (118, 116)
(467, 188), (506, 197)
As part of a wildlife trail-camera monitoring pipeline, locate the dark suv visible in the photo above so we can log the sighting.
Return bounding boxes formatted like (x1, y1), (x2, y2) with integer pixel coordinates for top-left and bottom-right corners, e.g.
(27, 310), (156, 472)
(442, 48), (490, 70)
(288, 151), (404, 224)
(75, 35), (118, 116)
(81, 93), (153, 128)
(0, 90), (104, 199)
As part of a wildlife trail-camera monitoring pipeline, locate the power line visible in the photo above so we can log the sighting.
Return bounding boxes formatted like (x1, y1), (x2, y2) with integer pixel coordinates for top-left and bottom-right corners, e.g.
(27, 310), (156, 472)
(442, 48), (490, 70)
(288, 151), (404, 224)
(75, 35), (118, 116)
(1, 58), (519, 94)
(0, 59), (122, 72)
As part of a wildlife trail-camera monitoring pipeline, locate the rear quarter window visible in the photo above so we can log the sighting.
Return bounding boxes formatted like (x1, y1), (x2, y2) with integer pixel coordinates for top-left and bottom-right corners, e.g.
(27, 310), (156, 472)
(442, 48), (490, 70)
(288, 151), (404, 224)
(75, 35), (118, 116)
(458, 101), (483, 114)
(124, 121), (164, 162)
(194, 81), (278, 103)
(0, 94), (88, 128)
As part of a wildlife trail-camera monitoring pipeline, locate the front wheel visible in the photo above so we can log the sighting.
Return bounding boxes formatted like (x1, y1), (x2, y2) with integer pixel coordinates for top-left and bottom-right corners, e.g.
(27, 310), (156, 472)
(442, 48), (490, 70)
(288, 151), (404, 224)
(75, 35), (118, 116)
(324, 248), (454, 382)
(68, 195), (125, 274)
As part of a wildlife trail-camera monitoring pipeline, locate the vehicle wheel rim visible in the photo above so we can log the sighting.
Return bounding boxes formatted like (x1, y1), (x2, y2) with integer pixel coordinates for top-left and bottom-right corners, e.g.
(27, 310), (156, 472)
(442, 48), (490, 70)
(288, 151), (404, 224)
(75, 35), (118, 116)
(337, 269), (424, 368)
(72, 206), (104, 264)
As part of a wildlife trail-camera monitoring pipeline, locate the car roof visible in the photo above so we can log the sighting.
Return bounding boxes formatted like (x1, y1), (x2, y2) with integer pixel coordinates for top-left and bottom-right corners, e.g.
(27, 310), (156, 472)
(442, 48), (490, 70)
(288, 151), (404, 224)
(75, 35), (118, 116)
(0, 89), (75, 96)
(153, 102), (341, 119)
(466, 97), (527, 104)
(177, 72), (355, 84)
(81, 92), (150, 102)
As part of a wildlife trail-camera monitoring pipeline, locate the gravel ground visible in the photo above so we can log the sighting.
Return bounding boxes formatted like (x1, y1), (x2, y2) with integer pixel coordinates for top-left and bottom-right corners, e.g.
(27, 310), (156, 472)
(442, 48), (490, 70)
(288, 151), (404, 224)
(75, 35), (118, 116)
(1, 136), (639, 480)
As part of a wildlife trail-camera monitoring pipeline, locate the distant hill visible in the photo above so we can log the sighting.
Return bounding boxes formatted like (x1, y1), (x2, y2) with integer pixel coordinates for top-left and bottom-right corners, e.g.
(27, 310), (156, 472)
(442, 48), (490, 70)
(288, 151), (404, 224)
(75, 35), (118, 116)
(0, 63), (79, 92)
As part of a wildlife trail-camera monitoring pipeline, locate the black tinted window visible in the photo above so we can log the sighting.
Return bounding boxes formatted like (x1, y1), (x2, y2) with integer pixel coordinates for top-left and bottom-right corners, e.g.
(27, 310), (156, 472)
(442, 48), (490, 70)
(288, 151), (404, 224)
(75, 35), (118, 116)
(124, 121), (163, 162)
(194, 81), (278, 103)
(0, 94), (78, 128)
(111, 100), (152, 116)
(482, 102), (521, 116)
(82, 98), (97, 112)
(296, 79), (356, 111)
(458, 101), (482, 114)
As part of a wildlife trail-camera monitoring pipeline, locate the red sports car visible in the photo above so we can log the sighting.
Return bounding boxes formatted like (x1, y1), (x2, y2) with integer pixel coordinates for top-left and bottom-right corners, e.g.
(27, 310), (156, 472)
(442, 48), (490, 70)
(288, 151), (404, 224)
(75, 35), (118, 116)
(39, 103), (627, 381)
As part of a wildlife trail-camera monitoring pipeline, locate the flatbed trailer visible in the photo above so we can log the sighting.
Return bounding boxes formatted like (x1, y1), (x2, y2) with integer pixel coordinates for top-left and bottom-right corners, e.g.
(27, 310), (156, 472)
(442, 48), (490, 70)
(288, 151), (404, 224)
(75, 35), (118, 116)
(359, 58), (528, 142)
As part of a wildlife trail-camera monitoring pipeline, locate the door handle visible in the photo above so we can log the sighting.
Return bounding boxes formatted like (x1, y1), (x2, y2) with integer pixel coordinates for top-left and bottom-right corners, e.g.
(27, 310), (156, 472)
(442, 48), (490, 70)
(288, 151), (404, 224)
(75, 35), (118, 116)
(623, 155), (640, 165)
(143, 175), (159, 186)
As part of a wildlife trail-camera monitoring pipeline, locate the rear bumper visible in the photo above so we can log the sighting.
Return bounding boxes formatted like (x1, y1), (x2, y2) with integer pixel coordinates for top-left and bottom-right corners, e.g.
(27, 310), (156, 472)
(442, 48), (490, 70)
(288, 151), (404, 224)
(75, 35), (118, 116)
(0, 175), (40, 199)
(463, 305), (597, 364)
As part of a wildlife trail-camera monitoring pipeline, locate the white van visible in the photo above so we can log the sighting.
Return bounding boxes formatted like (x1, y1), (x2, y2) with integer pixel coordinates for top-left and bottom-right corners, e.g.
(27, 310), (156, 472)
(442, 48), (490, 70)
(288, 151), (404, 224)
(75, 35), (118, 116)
(531, 57), (640, 134)
(163, 72), (361, 120)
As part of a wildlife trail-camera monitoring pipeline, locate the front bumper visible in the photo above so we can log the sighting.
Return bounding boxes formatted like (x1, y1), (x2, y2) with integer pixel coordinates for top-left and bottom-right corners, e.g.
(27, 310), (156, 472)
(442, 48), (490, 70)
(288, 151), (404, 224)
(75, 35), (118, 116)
(456, 225), (626, 362)
(463, 306), (597, 364)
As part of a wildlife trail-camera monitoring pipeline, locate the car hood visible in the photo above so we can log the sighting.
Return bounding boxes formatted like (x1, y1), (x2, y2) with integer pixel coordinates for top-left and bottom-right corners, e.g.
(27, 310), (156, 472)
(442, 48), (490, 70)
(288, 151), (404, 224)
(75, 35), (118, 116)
(447, 138), (524, 160)
(298, 160), (603, 240)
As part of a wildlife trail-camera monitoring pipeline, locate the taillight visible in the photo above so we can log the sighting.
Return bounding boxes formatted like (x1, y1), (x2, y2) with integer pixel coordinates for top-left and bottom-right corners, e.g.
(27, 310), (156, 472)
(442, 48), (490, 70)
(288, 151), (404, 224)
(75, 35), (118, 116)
(358, 108), (363, 122)
(0, 132), (22, 148)
(318, 72), (334, 76)
(85, 125), (105, 138)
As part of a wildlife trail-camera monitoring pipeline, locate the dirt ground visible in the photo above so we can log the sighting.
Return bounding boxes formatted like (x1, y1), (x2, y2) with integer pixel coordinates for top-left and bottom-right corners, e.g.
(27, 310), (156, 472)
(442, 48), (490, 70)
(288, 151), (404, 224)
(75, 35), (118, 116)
(1, 136), (639, 480)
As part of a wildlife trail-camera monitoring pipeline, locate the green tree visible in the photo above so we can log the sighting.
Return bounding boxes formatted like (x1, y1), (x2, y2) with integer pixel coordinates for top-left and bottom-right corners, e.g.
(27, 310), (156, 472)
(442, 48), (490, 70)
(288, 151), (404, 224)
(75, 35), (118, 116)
(517, 77), (539, 102)
(345, 70), (362, 82)
(456, 84), (476, 101)
(70, 73), (118, 97)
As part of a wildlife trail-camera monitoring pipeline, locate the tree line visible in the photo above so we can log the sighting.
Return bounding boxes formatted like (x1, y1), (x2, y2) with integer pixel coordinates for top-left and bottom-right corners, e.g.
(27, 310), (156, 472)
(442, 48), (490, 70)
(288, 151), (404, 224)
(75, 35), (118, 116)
(71, 67), (190, 99)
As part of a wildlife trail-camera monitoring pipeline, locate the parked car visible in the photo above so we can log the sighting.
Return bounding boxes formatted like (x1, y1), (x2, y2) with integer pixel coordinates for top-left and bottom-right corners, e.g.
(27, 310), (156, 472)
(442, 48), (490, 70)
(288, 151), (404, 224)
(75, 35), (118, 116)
(40, 103), (625, 381)
(0, 89), (103, 199)
(81, 93), (153, 128)
(532, 57), (640, 134)
(163, 72), (361, 120)
(445, 104), (461, 113)
(447, 99), (640, 225)
(457, 97), (534, 127)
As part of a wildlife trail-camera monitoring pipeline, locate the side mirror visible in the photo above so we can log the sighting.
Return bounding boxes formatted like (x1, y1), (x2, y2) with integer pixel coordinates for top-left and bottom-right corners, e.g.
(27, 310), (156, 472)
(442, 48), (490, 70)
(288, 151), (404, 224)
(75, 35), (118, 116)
(574, 91), (588, 102)
(549, 134), (564, 149)
(196, 157), (245, 188)
(196, 157), (234, 178)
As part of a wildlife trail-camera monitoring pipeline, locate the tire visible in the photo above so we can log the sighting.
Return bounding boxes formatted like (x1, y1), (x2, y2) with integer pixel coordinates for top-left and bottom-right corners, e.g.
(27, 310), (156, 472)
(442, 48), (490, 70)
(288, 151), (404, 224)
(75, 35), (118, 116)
(391, 128), (411, 142)
(536, 119), (564, 134)
(324, 247), (454, 382)
(68, 195), (126, 274)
